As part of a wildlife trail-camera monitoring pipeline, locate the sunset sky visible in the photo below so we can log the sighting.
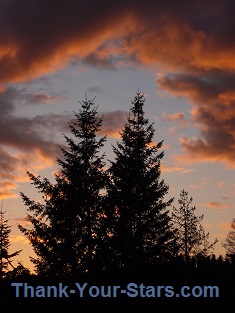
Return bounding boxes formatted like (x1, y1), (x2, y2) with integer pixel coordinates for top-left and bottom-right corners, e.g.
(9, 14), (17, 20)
(0, 0), (234, 271)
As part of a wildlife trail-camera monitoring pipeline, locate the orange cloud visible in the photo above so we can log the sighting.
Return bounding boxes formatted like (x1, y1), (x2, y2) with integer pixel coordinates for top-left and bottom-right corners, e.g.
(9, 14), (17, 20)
(161, 163), (194, 174)
(0, 0), (234, 170)
(0, 148), (56, 200)
(162, 144), (170, 150)
(161, 111), (189, 136)
(200, 202), (230, 210)
(173, 135), (235, 169)
(0, 181), (18, 200)
(218, 222), (233, 230)
(0, 84), (6, 92)
(9, 235), (30, 245)
(158, 72), (235, 168)
(0, 1), (234, 84)
(0, 1), (135, 83)
(161, 112), (185, 121)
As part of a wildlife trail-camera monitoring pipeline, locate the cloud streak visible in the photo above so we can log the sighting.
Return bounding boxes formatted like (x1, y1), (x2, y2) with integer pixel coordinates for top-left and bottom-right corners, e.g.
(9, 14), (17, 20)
(161, 163), (194, 174)
(200, 202), (231, 210)
(0, 147), (56, 199)
(0, 181), (18, 199)
(9, 235), (30, 245)
(161, 112), (185, 122)
(13, 215), (31, 225)
(219, 222), (233, 231)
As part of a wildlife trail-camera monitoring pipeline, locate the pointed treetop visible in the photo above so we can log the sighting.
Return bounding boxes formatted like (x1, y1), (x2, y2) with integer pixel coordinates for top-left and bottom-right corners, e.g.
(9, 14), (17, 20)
(131, 91), (145, 114)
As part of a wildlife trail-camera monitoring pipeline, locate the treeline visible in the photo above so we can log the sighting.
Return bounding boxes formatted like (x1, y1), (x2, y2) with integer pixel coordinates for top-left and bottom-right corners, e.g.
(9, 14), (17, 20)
(0, 92), (234, 310)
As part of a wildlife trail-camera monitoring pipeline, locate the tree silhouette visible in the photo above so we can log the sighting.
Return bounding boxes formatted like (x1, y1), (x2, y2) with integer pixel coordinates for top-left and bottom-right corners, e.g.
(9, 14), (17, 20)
(5, 261), (31, 280)
(172, 189), (217, 264)
(0, 200), (22, 280)
(108, 92), (178, 269)
(19, 96), (108, 277)
(222, 218), (235, 264)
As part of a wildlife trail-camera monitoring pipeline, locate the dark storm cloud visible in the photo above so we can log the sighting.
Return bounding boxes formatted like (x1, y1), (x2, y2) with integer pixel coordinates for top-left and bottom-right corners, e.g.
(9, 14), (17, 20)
(0, 0), (131, 82)
(0, 0), (235, 168)
(0, 0), (235, 83)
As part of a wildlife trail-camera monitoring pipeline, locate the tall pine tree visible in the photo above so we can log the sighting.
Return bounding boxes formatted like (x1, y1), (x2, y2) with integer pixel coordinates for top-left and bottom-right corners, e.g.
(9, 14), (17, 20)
(222, 218), (235, 264)
(19, 96), (108, 277)
(0, 200), (22, 280)
(108, 92), (178, 269)
(172, 189), (217, 264)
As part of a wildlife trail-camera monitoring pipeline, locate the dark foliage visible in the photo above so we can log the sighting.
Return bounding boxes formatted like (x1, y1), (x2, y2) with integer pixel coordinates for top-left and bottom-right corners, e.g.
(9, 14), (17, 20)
(1, 92), (232, 310)
(222, 218), (235, 264)
(172, 189), (218, 263)
(18, 96), (109, 277)
(0, 200), (22, 280)
(107, 92), (178, 269)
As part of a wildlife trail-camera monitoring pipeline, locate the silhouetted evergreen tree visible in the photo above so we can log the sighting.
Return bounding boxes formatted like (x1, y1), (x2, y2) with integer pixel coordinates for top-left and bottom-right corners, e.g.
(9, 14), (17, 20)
(19, 96), (108, 277)
(5, 261), (31, 280)
(172, 189), (217, 264)
(222, 218), (235, 264)
(0, 200), (22, 280)
(108, 92), (178, 269)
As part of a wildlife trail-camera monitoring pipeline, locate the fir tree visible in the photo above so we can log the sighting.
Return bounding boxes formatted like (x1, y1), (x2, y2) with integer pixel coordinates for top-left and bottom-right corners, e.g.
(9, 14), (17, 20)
(19, 96), (108, 277)
(0, 200), (22, 280)
(222, 218), (235, 264)
(172, 189), (217, 264)
(108, 92), (178, 269)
